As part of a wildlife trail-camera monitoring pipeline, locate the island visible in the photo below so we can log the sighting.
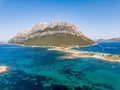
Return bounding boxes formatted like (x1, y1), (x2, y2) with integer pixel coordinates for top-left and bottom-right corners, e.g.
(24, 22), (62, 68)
(97, 37), (120, 42)
(8, 21), (94, 46)
(8, 21), (120, 61)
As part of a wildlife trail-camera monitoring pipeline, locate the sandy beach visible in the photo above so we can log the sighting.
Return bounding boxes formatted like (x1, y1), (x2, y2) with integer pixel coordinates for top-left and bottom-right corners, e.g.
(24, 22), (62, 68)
(49, 47), (120, 62)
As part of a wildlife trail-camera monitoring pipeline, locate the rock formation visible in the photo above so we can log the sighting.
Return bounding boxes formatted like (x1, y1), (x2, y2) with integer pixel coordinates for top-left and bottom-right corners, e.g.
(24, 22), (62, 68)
(0, 66), (8, 74)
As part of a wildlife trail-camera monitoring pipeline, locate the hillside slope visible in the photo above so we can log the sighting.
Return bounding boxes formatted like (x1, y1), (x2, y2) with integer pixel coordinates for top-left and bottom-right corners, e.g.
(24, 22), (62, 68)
(22, 33), (94, 47)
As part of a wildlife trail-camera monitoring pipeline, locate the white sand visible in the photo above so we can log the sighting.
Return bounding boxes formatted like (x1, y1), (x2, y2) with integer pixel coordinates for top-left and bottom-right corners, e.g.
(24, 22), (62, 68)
(0, 66), (8, 74)
(49, 47), (120, 62)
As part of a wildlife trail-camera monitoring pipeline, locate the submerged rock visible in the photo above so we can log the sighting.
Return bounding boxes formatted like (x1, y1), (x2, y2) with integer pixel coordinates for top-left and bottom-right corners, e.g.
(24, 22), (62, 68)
(52, 85), (69, 90)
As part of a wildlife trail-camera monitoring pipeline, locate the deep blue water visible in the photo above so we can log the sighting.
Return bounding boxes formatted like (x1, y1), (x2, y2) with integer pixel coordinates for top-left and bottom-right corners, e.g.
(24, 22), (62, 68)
(74, 42), (120, 55)
(0, 42), (120, 90)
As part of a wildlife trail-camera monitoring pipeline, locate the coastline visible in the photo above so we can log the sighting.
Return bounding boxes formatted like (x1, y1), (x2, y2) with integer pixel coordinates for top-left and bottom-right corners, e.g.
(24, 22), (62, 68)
(48, 47), (120, 62)
(8, 43), (120, 62)
(10, 42), (97, 49)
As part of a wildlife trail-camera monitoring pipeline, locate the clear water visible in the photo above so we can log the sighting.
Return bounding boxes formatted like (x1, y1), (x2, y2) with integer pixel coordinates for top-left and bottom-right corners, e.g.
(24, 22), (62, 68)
(0, 42), (120, 90)
(74, 42), (120, 55)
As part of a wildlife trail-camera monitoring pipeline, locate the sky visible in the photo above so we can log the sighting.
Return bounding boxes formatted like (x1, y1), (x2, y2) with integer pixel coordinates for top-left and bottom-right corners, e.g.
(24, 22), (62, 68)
(0, 0), (120, 41)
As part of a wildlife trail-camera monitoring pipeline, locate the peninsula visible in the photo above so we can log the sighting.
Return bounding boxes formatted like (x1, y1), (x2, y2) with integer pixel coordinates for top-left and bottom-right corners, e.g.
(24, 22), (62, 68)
(8, 21), (120, 61)
(49, 47), (120, 62)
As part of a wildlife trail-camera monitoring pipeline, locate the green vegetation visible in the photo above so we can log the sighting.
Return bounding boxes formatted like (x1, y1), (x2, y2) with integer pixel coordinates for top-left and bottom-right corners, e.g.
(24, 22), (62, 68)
(21, 33), (95, 47)
(104, 54), (120, 60)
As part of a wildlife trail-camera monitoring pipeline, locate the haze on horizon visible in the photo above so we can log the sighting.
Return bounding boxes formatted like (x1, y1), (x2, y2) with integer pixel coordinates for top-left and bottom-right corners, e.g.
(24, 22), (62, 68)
(0, 0), (120, 42)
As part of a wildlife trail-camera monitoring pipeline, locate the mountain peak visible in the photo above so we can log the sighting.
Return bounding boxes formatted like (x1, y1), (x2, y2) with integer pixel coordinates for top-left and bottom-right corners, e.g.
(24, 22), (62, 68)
(14, 21), (81, 37)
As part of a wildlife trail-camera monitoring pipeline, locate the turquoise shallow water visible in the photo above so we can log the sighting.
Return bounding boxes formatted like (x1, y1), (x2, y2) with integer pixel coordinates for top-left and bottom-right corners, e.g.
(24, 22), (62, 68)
(0, 42), (120, 90)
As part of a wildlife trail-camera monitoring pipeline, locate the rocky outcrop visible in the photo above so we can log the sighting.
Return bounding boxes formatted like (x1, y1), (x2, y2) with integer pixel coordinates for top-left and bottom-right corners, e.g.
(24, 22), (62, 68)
(0, 66), (8, 74)
(9, 21), (91, 43)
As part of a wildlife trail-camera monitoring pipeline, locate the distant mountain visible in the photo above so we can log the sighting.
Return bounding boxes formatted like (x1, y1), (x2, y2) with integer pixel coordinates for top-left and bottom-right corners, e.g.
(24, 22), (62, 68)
(0, 40), (3, 44)
(8, 21), (95, 47)
(97, 37), (120, 42)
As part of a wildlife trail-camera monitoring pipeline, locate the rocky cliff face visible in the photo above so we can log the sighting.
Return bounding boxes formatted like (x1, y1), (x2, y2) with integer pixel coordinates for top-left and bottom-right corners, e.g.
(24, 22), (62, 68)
(8, 21), (94, 46)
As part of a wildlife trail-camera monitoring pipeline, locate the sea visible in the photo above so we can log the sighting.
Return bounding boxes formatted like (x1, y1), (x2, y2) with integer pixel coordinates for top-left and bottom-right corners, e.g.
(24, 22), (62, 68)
(0, 42), (120, 90)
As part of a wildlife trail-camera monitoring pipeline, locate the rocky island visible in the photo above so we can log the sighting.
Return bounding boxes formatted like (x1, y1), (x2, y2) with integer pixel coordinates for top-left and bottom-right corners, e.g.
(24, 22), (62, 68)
(9, 21), (120, 61)
(8, 21), (94, 46)
(0, 66), (8, 74)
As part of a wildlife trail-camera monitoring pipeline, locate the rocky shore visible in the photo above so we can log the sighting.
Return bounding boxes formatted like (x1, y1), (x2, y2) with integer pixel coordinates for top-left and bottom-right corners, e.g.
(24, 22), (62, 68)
(0, 66), (8, 74)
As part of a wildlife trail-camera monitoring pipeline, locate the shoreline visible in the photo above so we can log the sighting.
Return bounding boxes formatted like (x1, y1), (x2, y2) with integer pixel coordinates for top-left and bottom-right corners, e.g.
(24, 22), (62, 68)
(49, 47), (120, 62)
(7, 43), (120, 62)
